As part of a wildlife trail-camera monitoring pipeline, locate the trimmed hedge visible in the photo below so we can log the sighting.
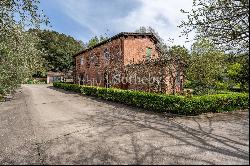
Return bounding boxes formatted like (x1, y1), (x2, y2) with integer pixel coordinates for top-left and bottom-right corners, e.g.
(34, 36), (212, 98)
(53, 82), (249, 115)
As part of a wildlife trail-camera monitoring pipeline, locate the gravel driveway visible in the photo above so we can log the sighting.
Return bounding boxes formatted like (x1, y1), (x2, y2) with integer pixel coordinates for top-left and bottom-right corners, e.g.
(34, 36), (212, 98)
(0, 84), (249, 165)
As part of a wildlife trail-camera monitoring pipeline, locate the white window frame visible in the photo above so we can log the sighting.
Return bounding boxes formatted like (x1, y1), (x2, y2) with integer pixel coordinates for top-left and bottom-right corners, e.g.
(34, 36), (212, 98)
(80, 57), (84, 65)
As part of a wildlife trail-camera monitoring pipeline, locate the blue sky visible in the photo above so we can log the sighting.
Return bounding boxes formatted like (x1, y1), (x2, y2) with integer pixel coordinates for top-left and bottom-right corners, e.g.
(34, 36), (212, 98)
(39, 0), (194, 48)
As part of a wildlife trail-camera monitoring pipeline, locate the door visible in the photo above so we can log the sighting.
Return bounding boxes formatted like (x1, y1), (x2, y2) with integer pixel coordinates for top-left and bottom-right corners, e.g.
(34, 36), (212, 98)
(80, 74), (84, 85)
(104, 72), (110, 88)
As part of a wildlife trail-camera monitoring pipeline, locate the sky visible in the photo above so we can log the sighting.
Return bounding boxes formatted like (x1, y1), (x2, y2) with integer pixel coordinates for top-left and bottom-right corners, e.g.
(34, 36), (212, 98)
(39, 0), (195, 48)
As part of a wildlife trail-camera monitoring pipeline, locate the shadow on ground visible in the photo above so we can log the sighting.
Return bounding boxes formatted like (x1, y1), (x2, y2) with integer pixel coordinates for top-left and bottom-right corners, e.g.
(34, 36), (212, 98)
(47, 86), (180, 118)
(43, 86), (249, 164)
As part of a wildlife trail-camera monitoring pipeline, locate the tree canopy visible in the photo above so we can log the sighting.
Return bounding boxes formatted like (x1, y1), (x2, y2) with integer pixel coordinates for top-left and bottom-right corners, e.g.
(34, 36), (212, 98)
(0, 0), (49, 31)
(87, 35), (108, 48)
(29, 29), (84, 73)
(179, 0), (249, 53)
(186, 39), (227, 93)
(0, 0), (47, 96)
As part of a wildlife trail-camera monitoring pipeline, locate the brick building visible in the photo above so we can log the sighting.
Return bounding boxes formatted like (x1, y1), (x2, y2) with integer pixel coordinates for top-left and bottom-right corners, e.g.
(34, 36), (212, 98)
(73, 32), (184, 94)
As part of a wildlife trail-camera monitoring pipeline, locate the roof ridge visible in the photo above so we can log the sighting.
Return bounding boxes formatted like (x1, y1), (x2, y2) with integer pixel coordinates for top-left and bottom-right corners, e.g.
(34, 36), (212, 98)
(73, 32), (159, 57)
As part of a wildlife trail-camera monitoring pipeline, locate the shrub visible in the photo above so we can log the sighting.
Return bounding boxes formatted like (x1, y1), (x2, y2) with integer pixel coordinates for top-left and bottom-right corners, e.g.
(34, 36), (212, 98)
(24, 78), (46, 84)
(53, 82), (82, 93)
(215, 81), (229, 90)
(53, 82), (249, 115)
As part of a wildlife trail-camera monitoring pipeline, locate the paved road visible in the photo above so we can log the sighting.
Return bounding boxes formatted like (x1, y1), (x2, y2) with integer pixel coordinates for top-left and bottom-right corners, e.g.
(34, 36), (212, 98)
(0, 84), (249, 165)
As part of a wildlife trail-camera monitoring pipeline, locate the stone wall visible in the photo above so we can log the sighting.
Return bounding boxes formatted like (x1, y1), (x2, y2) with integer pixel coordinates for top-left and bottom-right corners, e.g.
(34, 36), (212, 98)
(73, 34), (184, 94)
(123, 36), (159, 65)
(124, 59), (185, 94)
(74, 38), (123, 87)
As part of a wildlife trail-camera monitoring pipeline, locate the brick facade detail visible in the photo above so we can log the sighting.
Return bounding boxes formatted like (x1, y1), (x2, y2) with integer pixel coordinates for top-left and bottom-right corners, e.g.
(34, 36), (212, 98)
(73, 32), (184, 94)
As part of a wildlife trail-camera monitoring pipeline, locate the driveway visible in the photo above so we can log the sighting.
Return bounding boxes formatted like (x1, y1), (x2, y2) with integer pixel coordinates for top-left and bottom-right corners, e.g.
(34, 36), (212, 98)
(0, 84), (249, 165)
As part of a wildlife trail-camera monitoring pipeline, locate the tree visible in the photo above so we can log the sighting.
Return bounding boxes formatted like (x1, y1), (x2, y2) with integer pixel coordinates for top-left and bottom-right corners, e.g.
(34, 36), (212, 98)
(186, 39), (227, 94)
(135, 26), (164, 42)
(167, 45), (190, 65)
(135, 26), (147, 33)
(0, 27), (45, 94)
(179, 0), (249, 53)
(29, 29), (84, 73)
(0, 0), (47, 97)
(165, 46), (190, 94)
(227, 54), (249, 91)
(135, 26), (169, 55)
(0, 0), (49, 29)
(135, 27), (192, 94)
(87, 35), (108, 48)
(87, 36), (99, 48)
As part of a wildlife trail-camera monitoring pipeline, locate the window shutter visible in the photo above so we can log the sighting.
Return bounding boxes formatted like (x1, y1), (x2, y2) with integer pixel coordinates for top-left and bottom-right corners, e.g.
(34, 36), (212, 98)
(146, 48), (152, 60)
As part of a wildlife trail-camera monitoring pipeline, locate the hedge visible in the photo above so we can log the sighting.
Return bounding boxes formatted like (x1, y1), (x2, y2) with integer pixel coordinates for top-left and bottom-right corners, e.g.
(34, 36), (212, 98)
(53, 82), (249, 115)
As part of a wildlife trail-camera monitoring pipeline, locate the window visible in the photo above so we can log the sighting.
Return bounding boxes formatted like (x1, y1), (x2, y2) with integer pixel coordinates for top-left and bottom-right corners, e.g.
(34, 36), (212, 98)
(95, 55), (100, 66)
(89, 53), (95, 64)
(88, 53), (100, 66)
(103, 48), (110, 60)
(146, 48), (152, 61)
(175, 68), (181, 86)
(80, 57), (84, 65)
(86, 56), (90, 68)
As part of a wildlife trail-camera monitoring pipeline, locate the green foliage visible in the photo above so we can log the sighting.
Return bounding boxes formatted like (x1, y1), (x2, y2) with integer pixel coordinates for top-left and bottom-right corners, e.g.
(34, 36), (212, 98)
(53, 83), (249, 115)
(215, 82), (228, 91)
(183, 80), (193, 88)
(135, 26), (167, 54)
(135, 27), (190, 66)
(179, 0), (249, 93)
(179, 0), (249, 53)
(187, 39), (227, 93)
(167, 45), (190, 65)
(53, 82), (82, 93)
(33, 70), (47, 78)
(0, 0), (49, 30)
(0, 26), (45, 95)
(227, 63), (242, 78)
(24, 78), (46, 84)
(135, 26), (164, 43)
(87, 35), (108, 48)
(29, 29), (84, 72)
(0, 0), (47, 96)
(226, 55), (249, 91)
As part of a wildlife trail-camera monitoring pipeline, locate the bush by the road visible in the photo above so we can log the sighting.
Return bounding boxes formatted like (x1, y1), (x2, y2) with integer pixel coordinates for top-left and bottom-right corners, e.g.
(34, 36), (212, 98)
(53, 82), (249, 115)
(54, 82), (82, 93)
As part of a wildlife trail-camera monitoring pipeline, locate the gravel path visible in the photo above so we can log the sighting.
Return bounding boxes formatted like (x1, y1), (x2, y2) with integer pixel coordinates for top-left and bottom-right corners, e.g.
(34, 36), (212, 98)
(0, 84), (249, 165)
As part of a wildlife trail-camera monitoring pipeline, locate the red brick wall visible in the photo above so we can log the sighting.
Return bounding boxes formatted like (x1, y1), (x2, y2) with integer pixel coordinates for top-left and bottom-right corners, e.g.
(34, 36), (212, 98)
(125, 60), (184, 94)
(74, 35), (158, 86)
(75, 38), (123, 87)
(74, 35), (184, 94)
(123, 36), (159, 65)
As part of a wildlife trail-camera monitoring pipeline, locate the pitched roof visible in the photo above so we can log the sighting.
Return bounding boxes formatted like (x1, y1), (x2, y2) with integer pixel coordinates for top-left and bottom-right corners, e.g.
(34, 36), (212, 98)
(73, 32), (159, 57)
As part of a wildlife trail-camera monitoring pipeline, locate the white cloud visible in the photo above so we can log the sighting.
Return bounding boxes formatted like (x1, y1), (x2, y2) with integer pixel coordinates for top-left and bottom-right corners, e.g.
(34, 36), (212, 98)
(57, 0), (195, 49)
(114, 0), (195, 48)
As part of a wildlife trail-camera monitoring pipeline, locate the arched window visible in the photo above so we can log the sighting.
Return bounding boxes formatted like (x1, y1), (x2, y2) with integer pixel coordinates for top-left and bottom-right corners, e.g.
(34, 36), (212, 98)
(103, 48), (110, 60)
(80, 57), (84, 65)
(95, 54), (100, 66)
